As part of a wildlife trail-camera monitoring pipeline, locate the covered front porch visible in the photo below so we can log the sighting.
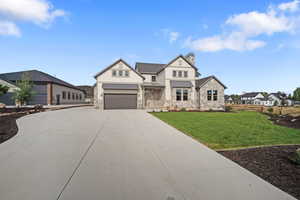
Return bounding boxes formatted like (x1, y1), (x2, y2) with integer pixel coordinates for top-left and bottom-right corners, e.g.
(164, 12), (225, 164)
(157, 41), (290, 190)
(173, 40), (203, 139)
(143, 83), (165, 109)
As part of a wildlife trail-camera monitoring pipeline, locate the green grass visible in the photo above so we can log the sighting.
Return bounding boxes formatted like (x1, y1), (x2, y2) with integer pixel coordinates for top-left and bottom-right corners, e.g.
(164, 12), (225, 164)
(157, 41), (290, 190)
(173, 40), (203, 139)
(152, 111), (300, 150)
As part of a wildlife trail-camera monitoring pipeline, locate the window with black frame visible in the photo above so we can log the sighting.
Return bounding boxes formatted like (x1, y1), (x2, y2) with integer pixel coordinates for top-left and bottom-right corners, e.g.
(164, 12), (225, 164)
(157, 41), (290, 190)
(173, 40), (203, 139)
(173, 70), (177, 77)
(213, 90), (218, 101)
(62, 91), (66, 99)
(151, 76), (156, 82)
(176, 89), (182, 101)
(183, 89), (188, 101)
(207, 90), (212, 101)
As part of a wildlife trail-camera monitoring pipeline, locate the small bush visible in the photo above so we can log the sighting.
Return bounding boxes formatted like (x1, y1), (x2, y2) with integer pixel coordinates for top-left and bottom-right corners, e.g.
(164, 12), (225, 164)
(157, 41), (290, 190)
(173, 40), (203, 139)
(289, 148), (300, 165)
(225, 106), (232, 112)
(267, 107), (274, 113)
(180, 108), (186, 112)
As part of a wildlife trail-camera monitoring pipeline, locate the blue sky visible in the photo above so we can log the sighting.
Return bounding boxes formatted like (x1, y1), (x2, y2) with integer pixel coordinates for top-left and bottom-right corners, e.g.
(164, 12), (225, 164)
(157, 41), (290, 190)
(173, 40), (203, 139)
(0, 0), (299, 94)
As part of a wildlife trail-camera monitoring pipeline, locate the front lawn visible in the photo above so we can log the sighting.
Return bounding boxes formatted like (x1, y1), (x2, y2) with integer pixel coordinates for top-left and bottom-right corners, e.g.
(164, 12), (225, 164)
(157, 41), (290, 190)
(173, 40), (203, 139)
(152, 111), (300, 150)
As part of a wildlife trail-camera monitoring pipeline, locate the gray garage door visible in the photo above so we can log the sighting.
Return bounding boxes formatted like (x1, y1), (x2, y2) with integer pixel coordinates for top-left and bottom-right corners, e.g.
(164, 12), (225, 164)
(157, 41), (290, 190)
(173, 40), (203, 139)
(104, 94), (137, 109)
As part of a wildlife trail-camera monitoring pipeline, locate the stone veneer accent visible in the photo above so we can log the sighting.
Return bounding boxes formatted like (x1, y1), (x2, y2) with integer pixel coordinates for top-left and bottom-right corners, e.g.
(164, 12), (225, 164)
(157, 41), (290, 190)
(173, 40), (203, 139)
(199, 78), (225, 111)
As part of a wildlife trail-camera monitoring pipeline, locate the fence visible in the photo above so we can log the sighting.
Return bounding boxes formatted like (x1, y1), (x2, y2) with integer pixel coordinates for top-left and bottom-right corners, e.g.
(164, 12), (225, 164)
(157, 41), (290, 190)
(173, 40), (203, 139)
(227, 104), (300, 116)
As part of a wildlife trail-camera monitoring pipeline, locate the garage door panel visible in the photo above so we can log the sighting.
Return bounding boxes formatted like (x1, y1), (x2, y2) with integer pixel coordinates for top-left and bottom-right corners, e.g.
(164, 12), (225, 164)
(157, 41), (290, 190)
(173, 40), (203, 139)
(104, 94), (137, 109)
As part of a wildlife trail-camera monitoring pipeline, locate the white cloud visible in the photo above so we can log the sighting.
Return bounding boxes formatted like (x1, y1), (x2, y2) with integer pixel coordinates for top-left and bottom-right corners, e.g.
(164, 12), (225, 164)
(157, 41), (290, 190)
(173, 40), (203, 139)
(278, 0), (300, 12)
(0, 0), (66, 25)
(161, 29), (180, 43)
(0, 0), (66, 37)
(185, 0), (300, 52)
(226, 10), (294, 36)
(0, 20), (21, 37)
(169, 32), (180, 43)
(185, 33), (266, 52)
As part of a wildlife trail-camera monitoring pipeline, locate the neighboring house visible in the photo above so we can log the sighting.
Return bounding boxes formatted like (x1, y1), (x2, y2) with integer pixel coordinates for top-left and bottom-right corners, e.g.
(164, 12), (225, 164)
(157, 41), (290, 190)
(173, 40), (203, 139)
(77, 85), (94, 103)
(0, 78), (20, 105)
(225, 95), (233, 104)
(268, 92), (294, 106)
(0, 70), (85, 105)
(241, 92), (265, 105)
(94, 53), (227, 110)
(253, 97), (274, 106)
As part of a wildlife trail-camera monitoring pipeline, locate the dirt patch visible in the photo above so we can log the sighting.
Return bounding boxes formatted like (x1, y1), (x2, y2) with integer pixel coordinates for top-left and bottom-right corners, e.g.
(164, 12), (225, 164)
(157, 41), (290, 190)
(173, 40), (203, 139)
(269, 114), (300, 129)
(218, 145), (300, 199)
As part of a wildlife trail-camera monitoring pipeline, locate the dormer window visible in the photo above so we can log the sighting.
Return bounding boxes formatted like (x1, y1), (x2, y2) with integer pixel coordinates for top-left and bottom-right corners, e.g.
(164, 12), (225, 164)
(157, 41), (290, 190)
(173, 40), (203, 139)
(151, 76), (156, 82)
(112, 70), (117, 76)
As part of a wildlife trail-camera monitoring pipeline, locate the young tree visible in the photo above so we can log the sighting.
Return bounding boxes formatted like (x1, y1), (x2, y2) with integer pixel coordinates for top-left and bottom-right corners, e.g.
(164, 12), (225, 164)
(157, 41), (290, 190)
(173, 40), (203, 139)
(293, 88), (300, 101)
(0, 84), (9, 96)
(12, 73), (35, 106)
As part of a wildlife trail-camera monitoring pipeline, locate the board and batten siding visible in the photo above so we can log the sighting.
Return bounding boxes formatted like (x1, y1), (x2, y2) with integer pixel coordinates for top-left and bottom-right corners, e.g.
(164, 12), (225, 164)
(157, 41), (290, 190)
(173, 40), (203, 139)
(95, 60), (144, 109)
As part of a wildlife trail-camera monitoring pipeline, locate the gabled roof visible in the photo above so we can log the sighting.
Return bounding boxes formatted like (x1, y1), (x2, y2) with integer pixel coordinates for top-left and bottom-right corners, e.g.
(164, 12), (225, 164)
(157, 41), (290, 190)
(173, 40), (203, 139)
(268, 93), (286, 100)
(94, 59), (145, 80)
(196, 76), (227, 89)
(241, 92), (262, 98)
(157, 55), (199, 74)
(135, 62), (165, 74)
(0, 70), (83, 91)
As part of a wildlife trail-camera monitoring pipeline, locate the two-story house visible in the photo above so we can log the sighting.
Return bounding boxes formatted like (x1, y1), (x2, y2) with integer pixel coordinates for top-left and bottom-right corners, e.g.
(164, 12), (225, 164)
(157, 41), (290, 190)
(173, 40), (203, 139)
(241, 92), (265, 105)
(94, 53), (227, 110)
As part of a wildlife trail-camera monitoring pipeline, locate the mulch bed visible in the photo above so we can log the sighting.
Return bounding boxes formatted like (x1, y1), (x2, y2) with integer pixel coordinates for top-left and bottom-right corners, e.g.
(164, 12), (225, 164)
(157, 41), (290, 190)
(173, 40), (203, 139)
(268, 114), (300, 130)
(218, 145), (300, 199)
(0, 113), (27, 144)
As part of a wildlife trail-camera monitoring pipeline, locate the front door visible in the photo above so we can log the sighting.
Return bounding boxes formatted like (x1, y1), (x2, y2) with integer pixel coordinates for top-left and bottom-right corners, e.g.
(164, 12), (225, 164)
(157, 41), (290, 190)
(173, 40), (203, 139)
(56, 94), (60, 105)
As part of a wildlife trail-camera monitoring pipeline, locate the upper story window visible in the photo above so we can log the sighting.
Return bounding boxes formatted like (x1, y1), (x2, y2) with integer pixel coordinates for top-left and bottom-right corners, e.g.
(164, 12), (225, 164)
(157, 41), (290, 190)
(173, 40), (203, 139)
(118, 70), (123, 76)
(151, 76), (156, 82)
(184, 71), (188, 78)
(173, 70), (177, 77)
(68, 92), (71, 100)
(173, 70), (188, 78)
(113, 70), (129, 77)
(213, 90), (218, 101)
(125, 71), (129, 77)
(178, 71), (182, 77)
(207, 90), (212, 101)
(72, 93), (75, 100)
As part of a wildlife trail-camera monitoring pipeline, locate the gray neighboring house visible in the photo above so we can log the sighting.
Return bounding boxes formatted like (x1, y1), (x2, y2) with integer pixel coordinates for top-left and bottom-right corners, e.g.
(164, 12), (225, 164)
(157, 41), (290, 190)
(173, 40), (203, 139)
(94, 53), (227, 110)
(0, 70), (85, 105)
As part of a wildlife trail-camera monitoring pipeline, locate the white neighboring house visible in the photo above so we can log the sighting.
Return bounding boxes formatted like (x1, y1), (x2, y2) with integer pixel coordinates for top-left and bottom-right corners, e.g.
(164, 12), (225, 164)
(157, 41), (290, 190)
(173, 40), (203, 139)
(94, 53), (227, 110)
(241, 92), (265, 105)
(268, 93), (294, 106)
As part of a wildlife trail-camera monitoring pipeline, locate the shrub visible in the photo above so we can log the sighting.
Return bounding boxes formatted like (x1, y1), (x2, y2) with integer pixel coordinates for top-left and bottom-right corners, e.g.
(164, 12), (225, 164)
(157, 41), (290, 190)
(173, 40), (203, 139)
(267, 107), (274, 113)
(289, 148), (300, 165)
(180, 108), (186, 112)
(225, 106), (232, 112)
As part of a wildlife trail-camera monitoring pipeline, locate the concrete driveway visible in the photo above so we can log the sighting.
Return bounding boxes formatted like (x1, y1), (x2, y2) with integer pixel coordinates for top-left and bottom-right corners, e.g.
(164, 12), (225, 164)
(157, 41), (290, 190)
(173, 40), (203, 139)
(0, 107), (295, 200)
